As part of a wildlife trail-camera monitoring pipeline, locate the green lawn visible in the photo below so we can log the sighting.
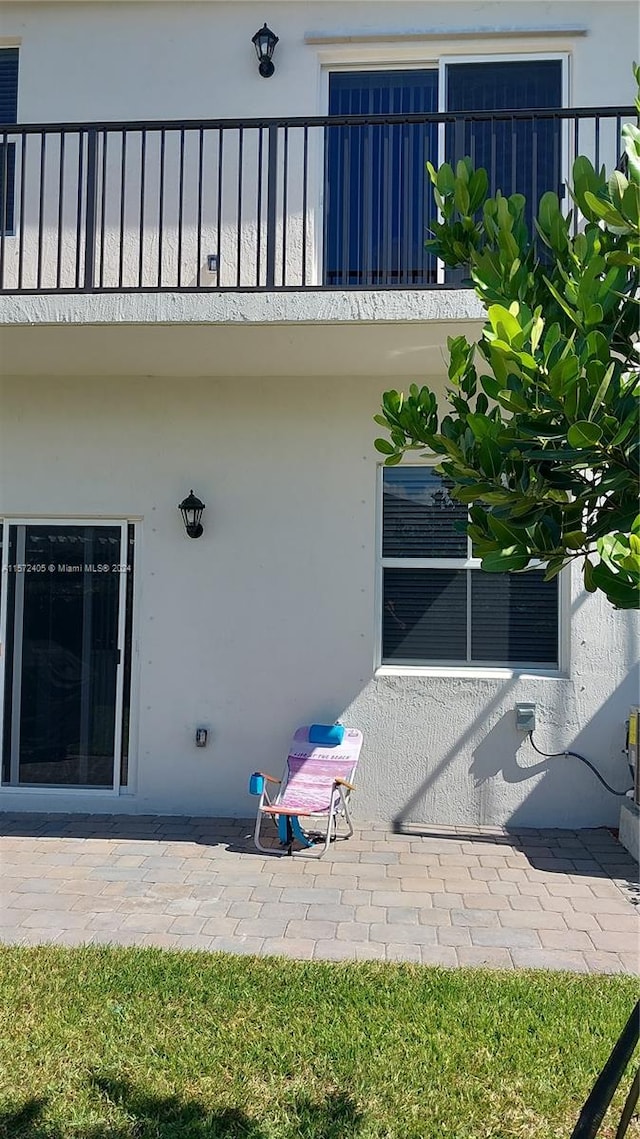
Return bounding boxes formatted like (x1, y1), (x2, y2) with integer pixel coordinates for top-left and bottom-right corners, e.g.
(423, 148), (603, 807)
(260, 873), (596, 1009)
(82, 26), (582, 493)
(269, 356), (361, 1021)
(0, 946), (636, 1139)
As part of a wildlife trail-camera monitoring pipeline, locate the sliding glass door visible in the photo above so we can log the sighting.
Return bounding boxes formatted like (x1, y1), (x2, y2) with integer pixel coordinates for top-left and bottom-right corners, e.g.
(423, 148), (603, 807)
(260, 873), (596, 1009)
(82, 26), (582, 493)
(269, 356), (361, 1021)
(1, 522), (132, 789)
(324, 59), (564, 287)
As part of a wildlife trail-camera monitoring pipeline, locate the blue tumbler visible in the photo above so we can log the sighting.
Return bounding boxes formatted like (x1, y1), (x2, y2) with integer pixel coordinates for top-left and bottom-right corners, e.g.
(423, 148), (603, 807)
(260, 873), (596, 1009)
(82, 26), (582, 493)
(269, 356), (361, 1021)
(249, 773), (265, 796)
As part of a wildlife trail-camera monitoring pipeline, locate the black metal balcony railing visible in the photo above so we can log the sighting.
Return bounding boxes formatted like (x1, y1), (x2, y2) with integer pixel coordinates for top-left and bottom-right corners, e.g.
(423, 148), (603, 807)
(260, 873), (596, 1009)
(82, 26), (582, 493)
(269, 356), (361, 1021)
(0, 106), (634, 294)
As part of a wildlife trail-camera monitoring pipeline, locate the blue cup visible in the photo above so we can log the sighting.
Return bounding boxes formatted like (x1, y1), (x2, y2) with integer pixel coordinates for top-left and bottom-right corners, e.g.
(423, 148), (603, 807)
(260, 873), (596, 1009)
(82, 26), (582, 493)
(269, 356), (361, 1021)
(249, 773), (265, 796)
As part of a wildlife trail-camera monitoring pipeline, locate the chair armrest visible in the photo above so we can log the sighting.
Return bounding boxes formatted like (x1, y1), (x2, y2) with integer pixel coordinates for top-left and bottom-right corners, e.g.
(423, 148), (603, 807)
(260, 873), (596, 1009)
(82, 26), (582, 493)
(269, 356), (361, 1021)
(257, 772), (281, 784)
(335, 778), (355, 791)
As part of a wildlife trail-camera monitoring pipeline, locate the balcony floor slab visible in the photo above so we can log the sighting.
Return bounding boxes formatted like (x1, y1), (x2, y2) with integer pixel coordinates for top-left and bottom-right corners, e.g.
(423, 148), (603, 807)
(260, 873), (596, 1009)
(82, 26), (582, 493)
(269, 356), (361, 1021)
(0, 289), (485, 378)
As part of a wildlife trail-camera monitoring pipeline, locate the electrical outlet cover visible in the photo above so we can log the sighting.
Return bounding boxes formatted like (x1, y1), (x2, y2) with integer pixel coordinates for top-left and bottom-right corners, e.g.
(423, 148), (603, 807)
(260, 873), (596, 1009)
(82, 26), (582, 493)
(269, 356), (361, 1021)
(515, 703), (536, 732)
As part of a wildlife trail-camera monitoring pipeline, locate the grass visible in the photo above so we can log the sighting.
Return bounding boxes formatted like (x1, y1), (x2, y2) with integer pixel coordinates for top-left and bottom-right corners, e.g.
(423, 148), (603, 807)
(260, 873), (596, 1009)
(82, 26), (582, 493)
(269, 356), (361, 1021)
(0, 946), (637, 1139)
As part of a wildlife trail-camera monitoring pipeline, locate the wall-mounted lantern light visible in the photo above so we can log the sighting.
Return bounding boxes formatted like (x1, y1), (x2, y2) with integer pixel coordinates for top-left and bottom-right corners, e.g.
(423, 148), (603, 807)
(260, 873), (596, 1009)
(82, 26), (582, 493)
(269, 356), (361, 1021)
(178, 490), (205, 539)
(252, 23), (279, 78)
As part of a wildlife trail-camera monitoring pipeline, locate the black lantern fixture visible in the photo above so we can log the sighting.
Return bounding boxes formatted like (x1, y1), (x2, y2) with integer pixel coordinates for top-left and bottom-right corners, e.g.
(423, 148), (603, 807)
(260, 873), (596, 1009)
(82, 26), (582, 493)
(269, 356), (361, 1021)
(178, 490), (205, 539)
(252, 23), (278, 78)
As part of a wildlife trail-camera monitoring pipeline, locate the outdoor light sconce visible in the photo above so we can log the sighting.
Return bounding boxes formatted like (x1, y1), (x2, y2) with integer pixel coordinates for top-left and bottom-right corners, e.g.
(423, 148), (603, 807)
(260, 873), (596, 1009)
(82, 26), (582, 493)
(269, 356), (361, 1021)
(252, 23), (279, 78)
(178, 490), (205, 539)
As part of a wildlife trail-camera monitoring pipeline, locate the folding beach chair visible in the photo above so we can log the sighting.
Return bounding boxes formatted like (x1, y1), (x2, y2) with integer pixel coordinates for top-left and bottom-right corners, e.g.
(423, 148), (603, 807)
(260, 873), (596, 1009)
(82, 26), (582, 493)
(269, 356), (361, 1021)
(249, 724), (363, 857)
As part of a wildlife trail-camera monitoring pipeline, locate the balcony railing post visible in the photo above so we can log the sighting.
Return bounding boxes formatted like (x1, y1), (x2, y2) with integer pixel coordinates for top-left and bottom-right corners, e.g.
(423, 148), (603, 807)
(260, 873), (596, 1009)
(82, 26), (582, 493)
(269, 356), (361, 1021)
(83, 128), (98, 290)
(266, 123), (278, 288)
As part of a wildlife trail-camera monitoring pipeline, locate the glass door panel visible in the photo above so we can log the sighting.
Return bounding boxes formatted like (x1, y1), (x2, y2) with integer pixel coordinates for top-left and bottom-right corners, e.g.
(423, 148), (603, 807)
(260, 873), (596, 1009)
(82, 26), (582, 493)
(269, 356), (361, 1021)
(2, 524), (124, 787)
(445, 60), (564, 230)
(325, 70), (439, 286)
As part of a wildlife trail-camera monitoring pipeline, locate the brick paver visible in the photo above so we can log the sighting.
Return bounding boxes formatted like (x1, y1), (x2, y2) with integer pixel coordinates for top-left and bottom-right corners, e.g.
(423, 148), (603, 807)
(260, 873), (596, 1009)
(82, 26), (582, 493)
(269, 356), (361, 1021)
(0, 814), (637, 973)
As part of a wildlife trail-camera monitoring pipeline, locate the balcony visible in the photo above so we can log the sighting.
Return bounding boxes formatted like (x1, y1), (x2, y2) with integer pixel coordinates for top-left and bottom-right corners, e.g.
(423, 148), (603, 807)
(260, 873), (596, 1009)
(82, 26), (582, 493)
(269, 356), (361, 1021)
(0, 106), (634, 378)
(0, 105), (634, 294)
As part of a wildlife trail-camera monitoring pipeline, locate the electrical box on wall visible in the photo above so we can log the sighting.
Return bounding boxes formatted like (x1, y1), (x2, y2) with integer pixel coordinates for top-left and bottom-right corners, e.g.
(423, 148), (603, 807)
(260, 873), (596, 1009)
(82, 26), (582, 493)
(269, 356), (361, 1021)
(195, 727), (208, 748)
(515, 703), (537, 733)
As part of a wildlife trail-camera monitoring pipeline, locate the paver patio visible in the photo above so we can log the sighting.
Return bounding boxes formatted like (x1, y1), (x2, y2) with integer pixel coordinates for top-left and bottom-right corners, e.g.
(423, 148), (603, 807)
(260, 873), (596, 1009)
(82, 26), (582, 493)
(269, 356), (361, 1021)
(0, 813), (637, 973)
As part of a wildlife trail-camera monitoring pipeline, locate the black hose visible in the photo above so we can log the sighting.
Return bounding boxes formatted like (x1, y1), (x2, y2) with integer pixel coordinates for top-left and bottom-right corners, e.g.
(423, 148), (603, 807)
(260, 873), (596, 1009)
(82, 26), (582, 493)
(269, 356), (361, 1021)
(528, 732), (634, 797)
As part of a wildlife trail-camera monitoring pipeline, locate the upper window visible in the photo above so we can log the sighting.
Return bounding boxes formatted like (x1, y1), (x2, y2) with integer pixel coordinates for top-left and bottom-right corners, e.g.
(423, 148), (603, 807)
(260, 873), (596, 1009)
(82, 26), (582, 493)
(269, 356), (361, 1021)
(380, 466), (560, 670)
(0, 48), (19, 234)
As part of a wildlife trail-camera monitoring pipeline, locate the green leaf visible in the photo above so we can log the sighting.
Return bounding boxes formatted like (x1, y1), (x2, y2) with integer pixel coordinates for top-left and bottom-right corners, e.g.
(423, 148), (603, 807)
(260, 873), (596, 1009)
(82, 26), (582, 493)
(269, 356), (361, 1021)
(610, 411), (639, 447)
(583, 558), (597, 593)
(538, 191), (562, 233)
(466, 413), (495, 440)
(542, 276), (584, 331)
(487, 304), (522, 344)
(468, 167), (489, 213)
(481, 548), (530, 573)
(566, 421), (604, 448)
(487, 516), (523, 546)
(584, 302), (604, 328)
(543, 557), (566, 581)
(588, 362), (615, 421)
(583, 191), (627, 230)
(374, 438), (396, 455)
(436, 163), (456, 195)
(608, 169), (628, 205)
(479, 374), (503, 400)
(591, 563), (640, 609)
(563, 531), (586, 550)
(454, 179), (470, 216)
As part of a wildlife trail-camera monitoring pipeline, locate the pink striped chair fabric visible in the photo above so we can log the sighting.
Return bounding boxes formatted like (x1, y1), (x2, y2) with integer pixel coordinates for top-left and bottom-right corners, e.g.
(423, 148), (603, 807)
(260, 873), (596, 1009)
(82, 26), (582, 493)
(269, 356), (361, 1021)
(269, 726), (363, 816)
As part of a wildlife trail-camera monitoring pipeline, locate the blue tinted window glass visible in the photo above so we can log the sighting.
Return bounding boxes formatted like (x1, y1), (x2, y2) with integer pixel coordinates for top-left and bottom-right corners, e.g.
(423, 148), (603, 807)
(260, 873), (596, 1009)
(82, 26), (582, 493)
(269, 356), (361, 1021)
(0, 49), (18, 233)
(383, 467), (468, 558)
(325, 70), (438, 286)
(446, 60), (563, 217)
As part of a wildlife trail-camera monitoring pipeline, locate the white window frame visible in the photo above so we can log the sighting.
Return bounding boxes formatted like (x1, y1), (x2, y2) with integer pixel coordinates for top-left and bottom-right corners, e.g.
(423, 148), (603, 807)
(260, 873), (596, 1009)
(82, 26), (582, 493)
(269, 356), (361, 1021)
(0, 515), (140, 798)
(375, 461), (569, 678)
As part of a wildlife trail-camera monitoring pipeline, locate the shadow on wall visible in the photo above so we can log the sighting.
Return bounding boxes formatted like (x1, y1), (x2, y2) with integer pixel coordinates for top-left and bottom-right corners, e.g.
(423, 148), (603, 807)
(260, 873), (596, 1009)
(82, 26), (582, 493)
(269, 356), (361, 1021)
(0, 1080), (364, 1139)
(385, 665), (637, 833)
(470, 666), (638, 829)
(387, 677), (519, 831)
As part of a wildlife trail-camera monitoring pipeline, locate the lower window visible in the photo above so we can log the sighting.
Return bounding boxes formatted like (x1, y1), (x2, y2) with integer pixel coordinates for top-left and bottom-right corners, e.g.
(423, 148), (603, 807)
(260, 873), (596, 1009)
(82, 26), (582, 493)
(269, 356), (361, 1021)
(380, 466), (559, 669)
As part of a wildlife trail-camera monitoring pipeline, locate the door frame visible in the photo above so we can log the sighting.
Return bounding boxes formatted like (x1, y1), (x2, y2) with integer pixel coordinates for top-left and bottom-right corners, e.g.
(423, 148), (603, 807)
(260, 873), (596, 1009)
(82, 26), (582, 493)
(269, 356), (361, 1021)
(437, 52), (570, 115)
(0, 517), (135, 795)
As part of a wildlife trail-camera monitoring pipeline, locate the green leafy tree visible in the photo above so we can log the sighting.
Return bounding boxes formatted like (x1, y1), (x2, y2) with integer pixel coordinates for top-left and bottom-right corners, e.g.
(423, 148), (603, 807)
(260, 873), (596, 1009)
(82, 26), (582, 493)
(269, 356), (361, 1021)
(375, 81), (640, 609)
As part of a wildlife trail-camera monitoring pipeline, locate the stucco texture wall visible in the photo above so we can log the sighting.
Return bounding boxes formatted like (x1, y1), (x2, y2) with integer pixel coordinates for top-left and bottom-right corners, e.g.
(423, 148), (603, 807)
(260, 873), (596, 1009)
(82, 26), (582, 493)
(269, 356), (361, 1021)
(0, 374), (637, 827)
(3, 2), (638, 123)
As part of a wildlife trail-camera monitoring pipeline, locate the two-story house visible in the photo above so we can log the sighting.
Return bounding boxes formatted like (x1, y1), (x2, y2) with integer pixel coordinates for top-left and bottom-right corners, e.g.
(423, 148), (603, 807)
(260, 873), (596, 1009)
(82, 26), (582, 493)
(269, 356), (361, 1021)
(0, 1), (638, 830)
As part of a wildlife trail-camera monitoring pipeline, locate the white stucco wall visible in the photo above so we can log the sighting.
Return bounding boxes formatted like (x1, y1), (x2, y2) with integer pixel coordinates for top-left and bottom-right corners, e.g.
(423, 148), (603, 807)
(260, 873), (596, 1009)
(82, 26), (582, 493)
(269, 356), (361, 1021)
(0, 373), (637, 827)
(3, 2), (638, 123)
